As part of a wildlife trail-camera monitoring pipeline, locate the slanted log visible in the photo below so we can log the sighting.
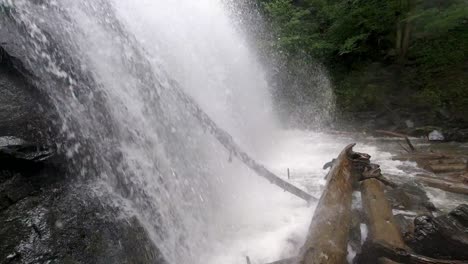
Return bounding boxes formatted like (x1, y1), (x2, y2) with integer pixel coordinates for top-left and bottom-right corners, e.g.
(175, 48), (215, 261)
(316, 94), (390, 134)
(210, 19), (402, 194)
(169, 79), (316, 203)
(298, 144), (358, 264)
(375, 130), (411, 138)
(428, 164), (467, 174)
(415, 176), (468, 196)
(375, 130), (416, 152)
(360, 178), (406, 263)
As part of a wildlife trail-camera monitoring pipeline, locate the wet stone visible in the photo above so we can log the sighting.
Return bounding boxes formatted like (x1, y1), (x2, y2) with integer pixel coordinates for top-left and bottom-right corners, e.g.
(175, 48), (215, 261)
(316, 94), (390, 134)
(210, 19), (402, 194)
(409, 204), (468, 260)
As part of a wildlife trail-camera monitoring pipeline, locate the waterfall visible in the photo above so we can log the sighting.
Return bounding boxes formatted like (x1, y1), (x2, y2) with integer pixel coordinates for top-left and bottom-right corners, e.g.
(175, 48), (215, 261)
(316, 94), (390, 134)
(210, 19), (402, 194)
(0, 0), (278, 263)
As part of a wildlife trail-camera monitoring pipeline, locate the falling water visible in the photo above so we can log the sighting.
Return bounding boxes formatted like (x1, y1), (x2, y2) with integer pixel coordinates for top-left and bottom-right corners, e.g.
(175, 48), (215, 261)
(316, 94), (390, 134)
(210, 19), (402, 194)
(0, 0), (283, 263)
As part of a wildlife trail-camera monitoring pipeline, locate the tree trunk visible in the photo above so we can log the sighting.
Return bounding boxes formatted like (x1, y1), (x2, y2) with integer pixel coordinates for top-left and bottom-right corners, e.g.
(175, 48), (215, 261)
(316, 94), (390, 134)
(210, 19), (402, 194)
(298, 144), (358, 264)
(395, 0), (403, 56)
(360, 178), (406, 264)
(399, 0), (415, 62)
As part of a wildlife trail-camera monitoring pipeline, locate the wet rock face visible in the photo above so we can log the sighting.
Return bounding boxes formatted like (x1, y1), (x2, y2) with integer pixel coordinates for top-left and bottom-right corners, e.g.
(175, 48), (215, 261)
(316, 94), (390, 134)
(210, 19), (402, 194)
(0, 138), (166, 264)
(0, 51), (52, 144)
(409, 204), (468, 260)
(0, 44), (165, 263)
(385, 182), (436, 214)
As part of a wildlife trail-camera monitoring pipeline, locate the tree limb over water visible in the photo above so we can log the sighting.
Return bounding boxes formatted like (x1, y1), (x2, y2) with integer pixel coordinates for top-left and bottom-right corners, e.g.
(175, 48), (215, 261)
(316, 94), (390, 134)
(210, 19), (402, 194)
(168, 79), (317, 203)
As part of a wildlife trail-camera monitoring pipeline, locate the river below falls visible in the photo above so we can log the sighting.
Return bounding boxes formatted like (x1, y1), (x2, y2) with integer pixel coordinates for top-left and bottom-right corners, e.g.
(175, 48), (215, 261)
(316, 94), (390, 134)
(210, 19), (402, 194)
(204, 129), (468, 264)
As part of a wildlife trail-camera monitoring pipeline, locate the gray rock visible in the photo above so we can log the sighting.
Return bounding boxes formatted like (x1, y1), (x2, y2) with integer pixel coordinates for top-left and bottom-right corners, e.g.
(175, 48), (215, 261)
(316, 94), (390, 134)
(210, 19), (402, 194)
(429, 130), (445, 141)
(409, 204), (468, 260)
(0, 44), (165, 263)
(405, 119), (414, 128)
(0, 54), (52, 144)
(0, 141), (166, 264)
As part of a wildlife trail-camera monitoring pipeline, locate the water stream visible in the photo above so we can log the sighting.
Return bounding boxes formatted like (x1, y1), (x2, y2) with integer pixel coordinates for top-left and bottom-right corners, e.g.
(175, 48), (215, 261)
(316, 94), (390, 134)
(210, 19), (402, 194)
(0, 0), (285, 263)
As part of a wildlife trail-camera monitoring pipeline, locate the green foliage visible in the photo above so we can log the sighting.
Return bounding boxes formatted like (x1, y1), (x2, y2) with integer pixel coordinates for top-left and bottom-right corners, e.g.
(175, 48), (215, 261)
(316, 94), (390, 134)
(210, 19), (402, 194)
(412, 25), (468, 72)
(258, 0), (468, 124)
(414, 1), (468, 36)
(261, 0), (397, 61)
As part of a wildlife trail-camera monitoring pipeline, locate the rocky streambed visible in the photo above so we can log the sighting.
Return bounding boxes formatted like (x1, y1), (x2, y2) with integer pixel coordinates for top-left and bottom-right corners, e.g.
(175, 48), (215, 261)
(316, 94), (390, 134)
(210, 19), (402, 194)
(348, 135), (468, 262)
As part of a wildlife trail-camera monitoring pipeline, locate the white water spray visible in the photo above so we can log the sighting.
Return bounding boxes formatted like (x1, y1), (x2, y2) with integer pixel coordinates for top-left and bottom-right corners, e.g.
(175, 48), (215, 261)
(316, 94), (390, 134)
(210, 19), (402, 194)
(1, 0), (287, 263)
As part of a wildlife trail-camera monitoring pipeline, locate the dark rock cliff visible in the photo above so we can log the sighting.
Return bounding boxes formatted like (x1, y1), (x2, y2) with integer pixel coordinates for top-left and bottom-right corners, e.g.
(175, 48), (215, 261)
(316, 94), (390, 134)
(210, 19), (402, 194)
(0, 40), (164, 264)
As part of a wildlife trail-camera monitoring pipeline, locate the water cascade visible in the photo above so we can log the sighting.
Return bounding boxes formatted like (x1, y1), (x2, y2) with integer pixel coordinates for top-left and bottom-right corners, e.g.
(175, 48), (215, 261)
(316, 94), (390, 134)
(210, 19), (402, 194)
(0, 0), (283, 263)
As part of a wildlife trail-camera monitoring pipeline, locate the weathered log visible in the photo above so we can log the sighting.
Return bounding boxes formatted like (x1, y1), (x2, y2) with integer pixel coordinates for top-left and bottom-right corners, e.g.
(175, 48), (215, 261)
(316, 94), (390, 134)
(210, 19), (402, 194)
(298, 144), (358, 264)
(169, 79), (316, 202)
(393, 153), (451, 162)
(375, 130), (411, 138)
(427, 159), (467, 165)
(360, 178), (406, 264)
(360, 240), (467, 264)
(428, 164), (467, 174)
(415, 176), (468, 196)
(405, 137), (417, 152)
(375, 130), (416, 152)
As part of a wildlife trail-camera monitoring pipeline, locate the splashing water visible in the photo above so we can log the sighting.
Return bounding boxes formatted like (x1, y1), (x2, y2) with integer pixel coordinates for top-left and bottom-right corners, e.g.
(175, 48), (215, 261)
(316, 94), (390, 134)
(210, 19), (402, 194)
(0, 0), (289, 263)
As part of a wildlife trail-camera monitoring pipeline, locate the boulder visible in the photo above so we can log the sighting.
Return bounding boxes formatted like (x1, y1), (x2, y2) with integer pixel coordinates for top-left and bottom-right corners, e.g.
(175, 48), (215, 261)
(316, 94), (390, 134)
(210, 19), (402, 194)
(0, 49), (54, 144)
(428, 130), (445, 141)
(409, 204), (468, 260)
(0, 137), (166, 264)
(385, 182), (436, 214)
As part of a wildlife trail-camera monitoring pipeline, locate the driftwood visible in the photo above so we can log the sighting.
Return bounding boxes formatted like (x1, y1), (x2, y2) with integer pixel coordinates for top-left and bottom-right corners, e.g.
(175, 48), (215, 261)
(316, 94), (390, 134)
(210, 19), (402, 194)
(415, 175), (468, 195)
(360, 178), (406, 264)
(375, 130), (411, 138)
(297, 144), (359, 264)
(428, 159), (467, 165)
(360, 240), (468, 264)
(169, 79), (316, 202)
(429, 164), (467, 174)
(375, 129), (416, 152)
(393, 153), (451, 162)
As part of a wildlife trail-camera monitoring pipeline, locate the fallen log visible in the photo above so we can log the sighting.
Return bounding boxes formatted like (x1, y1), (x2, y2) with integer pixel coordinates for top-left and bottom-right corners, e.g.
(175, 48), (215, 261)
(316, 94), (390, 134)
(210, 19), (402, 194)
(169, 79), (316, 203)
(420, 171), (468, 183)
(375, 130), (416, 152)
(393, 153), (451, 162)
(427, 159), (467, 165)
(429, 164), (467, 174)
(297, 144), (359, 264)
(359, 178), (406, 264)
(415, 176), (468, 196)
(375, 130), (411, 138)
